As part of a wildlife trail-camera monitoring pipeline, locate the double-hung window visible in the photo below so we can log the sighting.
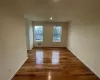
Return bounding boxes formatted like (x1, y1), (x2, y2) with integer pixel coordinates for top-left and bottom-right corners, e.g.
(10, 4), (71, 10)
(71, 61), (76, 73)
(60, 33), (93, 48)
(53, 26), (62, 42)
(34, 26), (43, 41)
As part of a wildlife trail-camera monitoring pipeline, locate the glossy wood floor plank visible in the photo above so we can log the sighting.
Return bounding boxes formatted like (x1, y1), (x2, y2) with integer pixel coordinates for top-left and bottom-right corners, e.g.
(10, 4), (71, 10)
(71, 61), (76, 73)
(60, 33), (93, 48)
(12, 48), (100, 80)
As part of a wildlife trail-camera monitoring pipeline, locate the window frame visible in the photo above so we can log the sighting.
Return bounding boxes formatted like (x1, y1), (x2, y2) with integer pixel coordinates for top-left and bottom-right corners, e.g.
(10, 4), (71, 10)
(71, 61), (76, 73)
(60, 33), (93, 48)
(34, 25), (43, 42)
(53, 26), (62, 42)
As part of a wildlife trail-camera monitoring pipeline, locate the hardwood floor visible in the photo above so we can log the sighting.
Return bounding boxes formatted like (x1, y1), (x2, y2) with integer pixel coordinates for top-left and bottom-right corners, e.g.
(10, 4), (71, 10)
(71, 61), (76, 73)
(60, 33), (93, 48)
(12, 48), (100, 80)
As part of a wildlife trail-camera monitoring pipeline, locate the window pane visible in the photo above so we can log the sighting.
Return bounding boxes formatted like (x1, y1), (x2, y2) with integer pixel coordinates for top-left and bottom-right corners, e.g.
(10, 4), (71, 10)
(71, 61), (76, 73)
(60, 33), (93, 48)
(36, 34), (43, 40)
(34, 26), (43, 41)
(53, 26), (62, 42)
(53, 34), (60, 40)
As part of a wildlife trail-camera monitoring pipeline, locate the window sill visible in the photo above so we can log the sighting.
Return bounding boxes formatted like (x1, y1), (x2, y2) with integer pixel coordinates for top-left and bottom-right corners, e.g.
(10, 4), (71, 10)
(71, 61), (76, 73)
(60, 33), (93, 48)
(53, 40), (61, 42)
(35, 40), (43, 42)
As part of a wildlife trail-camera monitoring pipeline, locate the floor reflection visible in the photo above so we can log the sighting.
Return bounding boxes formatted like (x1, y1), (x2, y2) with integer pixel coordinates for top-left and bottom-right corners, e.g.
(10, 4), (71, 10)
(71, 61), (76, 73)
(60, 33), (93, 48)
(52, 50), (60, 64)
(36, 50), (60, 65)
(48, 71), (51, 80)
(36, 50), (43, 64)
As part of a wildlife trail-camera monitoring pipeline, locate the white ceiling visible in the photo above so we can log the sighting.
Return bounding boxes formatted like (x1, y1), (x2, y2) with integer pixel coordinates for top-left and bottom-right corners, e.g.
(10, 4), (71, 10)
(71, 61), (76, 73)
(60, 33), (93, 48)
(22, 0), (100, 22)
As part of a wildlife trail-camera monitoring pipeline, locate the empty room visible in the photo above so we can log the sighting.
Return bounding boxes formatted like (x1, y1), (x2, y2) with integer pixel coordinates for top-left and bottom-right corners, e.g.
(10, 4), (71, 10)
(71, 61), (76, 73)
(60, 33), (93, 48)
(0, 0), (100, 80)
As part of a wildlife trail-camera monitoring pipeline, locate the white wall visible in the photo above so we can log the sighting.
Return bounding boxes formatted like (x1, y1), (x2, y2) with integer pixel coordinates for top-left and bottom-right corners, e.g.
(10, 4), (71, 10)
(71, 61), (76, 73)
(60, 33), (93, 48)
(33, 22), (68, 47)
(0, 39), (3, 79)
(25, 19), (30, 50)
(67, 8), (100, 78)
(25, 18), (34, 50)
(0, 0), (28, 80)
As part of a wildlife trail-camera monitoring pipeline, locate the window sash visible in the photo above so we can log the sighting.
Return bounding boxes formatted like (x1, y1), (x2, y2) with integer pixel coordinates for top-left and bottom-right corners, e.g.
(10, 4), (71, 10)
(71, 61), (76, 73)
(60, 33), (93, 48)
(34, 26), (43, 41)
(35, 34), (43, 40)
(53, 26), (62, 42)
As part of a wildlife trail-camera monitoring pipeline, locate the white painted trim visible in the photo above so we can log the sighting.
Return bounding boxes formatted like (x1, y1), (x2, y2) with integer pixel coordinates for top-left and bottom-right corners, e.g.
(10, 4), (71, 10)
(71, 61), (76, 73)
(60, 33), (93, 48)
(8, 57), (28, 80)
(66, 47), (100, 78)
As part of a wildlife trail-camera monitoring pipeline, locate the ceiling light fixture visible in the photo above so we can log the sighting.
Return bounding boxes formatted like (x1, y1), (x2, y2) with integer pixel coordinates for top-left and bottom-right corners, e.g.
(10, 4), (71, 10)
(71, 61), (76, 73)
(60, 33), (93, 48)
(50, 17), (53, 20)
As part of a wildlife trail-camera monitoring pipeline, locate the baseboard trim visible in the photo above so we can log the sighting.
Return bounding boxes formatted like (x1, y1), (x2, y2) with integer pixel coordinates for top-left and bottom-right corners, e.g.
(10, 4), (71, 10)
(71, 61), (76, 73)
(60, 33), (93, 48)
(9, 56), (28, 80)
(33, 47), (66, 49)
(66, 47), (100, 78)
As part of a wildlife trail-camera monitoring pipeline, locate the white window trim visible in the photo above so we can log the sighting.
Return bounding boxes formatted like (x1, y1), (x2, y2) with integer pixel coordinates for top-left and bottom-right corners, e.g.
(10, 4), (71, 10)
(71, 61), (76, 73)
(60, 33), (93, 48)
(53, 40), (61, 42)
(34, 26), (43, 42)
(35, 40), (43, 42)
(53, 26), (62, 42)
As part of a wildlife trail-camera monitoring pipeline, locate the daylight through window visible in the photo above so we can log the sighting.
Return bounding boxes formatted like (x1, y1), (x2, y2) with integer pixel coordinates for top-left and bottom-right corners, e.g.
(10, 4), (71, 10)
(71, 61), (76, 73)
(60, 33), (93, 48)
(34, 26), (43, 41)
(53, 26), (62, 42)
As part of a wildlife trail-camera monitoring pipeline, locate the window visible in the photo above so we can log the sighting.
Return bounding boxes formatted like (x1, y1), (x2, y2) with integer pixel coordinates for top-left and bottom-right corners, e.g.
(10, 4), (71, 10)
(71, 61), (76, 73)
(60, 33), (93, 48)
(53, 26), (62, 42)
(34, 26), (43, 41)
